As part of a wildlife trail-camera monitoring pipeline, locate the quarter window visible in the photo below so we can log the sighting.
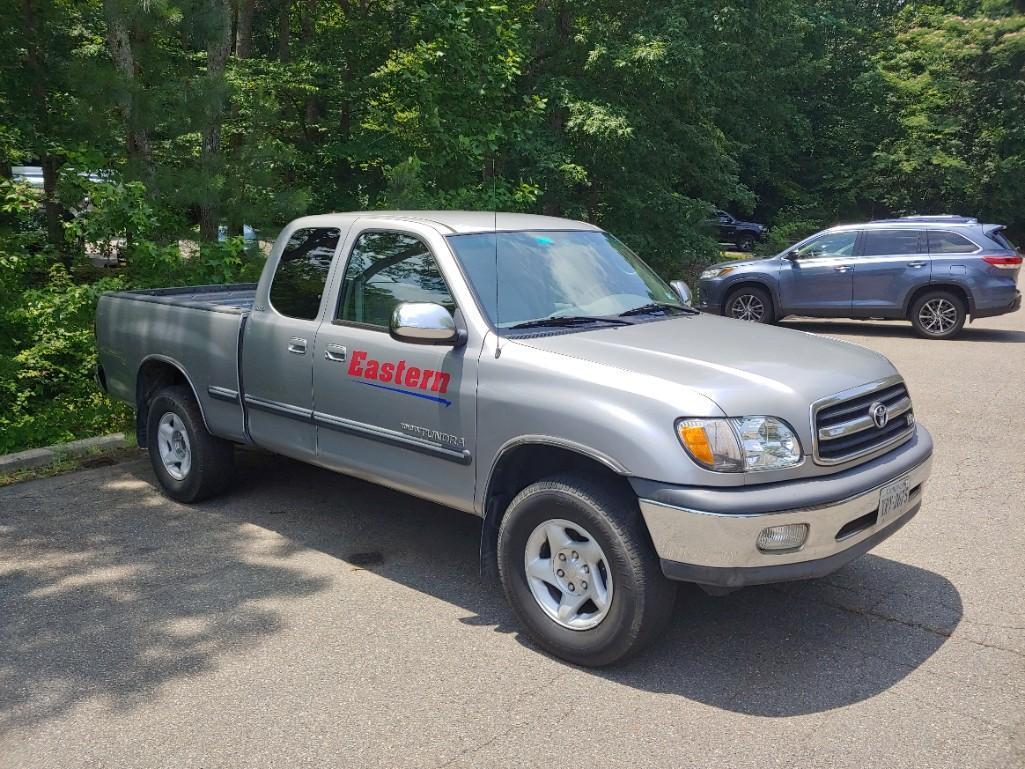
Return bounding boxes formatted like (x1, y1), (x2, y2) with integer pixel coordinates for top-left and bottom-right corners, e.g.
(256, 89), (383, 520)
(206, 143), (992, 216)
(793, 231), (858, 259)
(928, 231), (979, 254)
(269, 227), (340, 320)
(336, 232), (455, 328)
(861, 230), (925, 256)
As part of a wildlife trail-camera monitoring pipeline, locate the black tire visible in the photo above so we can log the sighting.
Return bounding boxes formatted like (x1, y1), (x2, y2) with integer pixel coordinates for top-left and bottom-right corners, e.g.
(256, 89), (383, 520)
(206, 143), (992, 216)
(146, 385), (234, 503)
(736, 233), (755, 252)
(724, 285), (774, 323)
(909, 289), (966, 339)
(497, 474), (676, 667)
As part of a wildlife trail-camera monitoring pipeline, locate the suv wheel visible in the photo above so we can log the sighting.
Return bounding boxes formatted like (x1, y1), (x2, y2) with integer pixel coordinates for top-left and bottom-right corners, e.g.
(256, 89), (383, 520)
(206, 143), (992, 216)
(736, 233), (755, 252)
(497, 474), (676, 666)
(910, 290), (966, 339)
(146, 385), (234, 502)
(725, 286), (773, 323)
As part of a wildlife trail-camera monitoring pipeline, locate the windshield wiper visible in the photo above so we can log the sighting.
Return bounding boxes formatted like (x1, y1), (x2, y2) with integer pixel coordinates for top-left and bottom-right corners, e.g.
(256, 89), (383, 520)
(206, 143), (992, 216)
(619, 302), (698, 317)
(509, 315), (632, 330)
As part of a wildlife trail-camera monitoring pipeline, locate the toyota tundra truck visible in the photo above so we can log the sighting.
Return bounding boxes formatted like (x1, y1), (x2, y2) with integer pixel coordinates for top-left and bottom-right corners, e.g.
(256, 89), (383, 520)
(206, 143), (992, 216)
(95, 211), (933, 666)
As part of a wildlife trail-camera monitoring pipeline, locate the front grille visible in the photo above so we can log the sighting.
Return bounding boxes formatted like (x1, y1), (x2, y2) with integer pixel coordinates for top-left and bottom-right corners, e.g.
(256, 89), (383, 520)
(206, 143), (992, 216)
(814, 379), (916, 464)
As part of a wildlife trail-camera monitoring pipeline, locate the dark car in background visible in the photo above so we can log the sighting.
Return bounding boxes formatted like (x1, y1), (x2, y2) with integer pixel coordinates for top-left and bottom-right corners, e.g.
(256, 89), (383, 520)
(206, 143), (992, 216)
(696, 215), (1022, 339)
(704, 209), (767, 251)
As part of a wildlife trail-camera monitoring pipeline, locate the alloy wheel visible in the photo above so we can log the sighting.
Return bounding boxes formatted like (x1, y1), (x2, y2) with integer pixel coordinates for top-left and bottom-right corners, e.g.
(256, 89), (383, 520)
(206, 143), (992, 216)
(918, 298), (958, 335)
(730, 294), (765, 322)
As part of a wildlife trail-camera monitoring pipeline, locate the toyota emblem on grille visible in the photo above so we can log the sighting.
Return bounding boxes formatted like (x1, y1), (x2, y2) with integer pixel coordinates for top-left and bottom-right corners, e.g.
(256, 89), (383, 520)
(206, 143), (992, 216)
(869, 401), (889, 429)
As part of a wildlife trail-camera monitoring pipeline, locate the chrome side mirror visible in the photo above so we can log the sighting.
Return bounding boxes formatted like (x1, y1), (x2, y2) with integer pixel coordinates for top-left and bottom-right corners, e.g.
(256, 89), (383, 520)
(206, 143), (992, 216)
(670, 280), (693, 306)
(390, 302), (460, 345)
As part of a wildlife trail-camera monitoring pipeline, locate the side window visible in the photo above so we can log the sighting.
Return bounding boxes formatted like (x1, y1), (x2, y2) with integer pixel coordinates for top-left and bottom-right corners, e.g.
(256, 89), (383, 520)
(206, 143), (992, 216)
(929, 231), (979, 254)
(861, 230), (925, 257)
(269, 227), (340, 320)
(336, 232), (455, 328)
(794, 231), (857, 259)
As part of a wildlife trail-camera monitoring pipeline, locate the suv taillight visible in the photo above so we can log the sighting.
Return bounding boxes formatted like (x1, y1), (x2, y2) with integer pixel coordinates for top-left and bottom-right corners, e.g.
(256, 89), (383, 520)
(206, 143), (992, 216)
(982, 254), (1023, 269)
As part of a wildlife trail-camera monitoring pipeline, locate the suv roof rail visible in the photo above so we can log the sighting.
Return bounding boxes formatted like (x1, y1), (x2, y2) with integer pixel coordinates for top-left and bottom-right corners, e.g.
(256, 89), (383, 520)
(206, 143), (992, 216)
(871, 215), (978, 224)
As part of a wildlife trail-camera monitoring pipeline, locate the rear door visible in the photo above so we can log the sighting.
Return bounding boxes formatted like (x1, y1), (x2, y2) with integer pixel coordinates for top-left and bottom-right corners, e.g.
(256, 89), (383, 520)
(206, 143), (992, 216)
(852, 229), (929, 316)
(777, 230), (858, 315)
(241, 225), (342, 459)
(311, 223), (478, 511)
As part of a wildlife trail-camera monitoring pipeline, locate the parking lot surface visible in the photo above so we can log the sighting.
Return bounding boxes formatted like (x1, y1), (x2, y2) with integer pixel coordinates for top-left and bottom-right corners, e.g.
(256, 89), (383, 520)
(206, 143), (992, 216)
(2, 312), (1024, 769)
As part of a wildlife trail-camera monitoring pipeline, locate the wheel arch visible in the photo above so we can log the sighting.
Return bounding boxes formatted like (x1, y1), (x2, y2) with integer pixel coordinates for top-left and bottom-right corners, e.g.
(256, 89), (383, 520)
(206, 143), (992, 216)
(135, 356), (210, 447)
(479, 438), (633, 580)
(903, 283), (974, 319)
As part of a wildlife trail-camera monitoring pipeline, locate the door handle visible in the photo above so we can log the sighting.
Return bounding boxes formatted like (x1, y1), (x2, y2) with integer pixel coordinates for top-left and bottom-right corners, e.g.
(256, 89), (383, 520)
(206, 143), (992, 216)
(834, 264), (852, 273)
(908, 261), (927, 268)
(324, 344), (347, 362)
(287, 337), (307, 354)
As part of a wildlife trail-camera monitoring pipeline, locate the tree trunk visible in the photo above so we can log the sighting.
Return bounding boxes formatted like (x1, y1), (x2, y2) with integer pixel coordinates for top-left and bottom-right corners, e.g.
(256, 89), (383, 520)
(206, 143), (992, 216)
(198, 0), (234, 242)
(279, 0), (291, 62)
(236, 0), (255, 59)
(41, 154), (68, 263)
(300, 0), (319, 137)
(103, 0), (153, 181)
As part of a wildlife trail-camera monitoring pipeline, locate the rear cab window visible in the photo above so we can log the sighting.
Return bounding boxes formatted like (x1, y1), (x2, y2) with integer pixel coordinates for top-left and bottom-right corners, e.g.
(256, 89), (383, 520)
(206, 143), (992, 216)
(269, 227), (341, 320)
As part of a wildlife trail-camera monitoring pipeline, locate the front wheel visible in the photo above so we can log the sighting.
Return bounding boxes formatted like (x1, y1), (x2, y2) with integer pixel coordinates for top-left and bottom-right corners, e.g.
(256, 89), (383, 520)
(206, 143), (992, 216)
(497, 475), (676, 666)
(736, 233), (755, 252)
(724, 286), (773, 323)
(909, 290), (966, 339)
(146, 385), (234, 502)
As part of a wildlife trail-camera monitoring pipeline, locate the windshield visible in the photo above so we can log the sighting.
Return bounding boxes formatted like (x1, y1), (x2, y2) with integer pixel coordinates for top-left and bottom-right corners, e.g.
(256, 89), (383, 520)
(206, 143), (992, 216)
(446, 230), (681, 329)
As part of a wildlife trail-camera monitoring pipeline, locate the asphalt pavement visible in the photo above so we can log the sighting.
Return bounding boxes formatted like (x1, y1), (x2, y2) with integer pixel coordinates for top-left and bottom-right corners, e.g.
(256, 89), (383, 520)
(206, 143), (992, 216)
(2, 310), (1024, 768)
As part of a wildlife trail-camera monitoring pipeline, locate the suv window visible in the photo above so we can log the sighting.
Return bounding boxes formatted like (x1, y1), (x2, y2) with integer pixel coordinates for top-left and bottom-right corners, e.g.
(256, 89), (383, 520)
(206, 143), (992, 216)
(793, 231), (857, 259)
(861, 230), (925, 256)
(929, 231), (979, 254)
(270, 227), (340, 320)
(337, 232), (455, 328)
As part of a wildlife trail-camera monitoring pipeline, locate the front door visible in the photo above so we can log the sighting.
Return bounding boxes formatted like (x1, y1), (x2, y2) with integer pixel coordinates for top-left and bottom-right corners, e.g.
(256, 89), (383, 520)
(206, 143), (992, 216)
(778, 230), (859, 315)
(852, 229), (930, 316)
(311, 227), (477, 510)
(241, 225), (341, 459)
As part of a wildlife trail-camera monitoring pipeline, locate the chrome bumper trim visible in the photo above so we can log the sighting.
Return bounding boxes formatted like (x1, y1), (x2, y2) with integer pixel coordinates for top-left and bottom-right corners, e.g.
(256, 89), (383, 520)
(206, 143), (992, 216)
(639, 455), (932, 571)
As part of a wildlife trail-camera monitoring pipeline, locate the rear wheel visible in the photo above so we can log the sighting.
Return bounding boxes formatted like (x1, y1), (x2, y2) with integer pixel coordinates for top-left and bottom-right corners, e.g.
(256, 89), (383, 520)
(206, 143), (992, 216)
(146, 385), (234, 502)
(909, 290), (966, 339)
(725, 285), (773, 323)
(497, 474), (676, 666)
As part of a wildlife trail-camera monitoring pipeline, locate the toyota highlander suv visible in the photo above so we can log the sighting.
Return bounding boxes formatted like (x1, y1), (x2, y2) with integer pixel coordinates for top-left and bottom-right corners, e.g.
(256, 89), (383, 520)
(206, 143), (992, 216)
(697, 216), (1022, 338)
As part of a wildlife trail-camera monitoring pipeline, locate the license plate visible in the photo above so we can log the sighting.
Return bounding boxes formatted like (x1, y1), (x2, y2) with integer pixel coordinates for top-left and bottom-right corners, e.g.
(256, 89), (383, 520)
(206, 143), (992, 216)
(878, 475), (911, 524)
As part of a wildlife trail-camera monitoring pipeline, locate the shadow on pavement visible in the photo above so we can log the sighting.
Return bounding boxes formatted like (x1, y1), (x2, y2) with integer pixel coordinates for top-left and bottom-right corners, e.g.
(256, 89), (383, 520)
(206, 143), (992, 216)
(0, 450), (962, 731)
(780, 319), (1025, 343)
(212, 453), (962, 717)
(0, 462), (331, 737)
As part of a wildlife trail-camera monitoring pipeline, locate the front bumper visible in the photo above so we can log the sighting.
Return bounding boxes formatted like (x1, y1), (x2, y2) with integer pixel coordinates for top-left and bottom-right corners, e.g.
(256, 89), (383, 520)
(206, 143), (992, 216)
(635, 426), (933, 588)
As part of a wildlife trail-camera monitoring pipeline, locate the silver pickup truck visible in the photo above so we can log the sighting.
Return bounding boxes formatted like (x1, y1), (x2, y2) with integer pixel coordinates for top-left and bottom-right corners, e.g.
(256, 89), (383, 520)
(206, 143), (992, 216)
(96, 212), (933, 665)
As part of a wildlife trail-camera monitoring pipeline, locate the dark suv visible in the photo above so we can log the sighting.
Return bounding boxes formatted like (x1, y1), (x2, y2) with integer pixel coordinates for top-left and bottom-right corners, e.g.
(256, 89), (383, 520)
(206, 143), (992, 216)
(704, 209), (767, 251)
(696, 216), (1022, 339)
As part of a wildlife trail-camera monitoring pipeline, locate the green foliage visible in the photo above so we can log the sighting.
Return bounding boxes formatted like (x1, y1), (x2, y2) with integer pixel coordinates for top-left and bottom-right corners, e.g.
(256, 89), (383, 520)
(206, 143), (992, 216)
(1, 0), (1023, 453)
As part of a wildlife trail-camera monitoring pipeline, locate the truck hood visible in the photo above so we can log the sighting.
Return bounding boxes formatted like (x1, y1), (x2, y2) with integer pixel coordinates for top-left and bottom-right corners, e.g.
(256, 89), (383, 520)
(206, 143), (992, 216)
(516, 313), (897, 427)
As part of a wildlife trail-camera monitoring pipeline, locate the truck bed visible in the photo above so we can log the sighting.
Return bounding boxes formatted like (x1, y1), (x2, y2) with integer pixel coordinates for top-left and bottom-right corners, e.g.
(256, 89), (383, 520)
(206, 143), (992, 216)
(110, 283), (257, 314)
(96, 283), (257, 444)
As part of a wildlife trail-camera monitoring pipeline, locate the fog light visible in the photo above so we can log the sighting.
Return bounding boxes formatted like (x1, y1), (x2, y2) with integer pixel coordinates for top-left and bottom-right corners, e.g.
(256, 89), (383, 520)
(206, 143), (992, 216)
(756, 523), (809, 552)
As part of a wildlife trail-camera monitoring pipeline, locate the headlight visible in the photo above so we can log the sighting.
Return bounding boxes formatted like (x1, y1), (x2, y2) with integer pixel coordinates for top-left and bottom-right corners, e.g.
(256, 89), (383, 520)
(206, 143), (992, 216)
(676, 417), (802, 472)
(699, 266), (734, 280)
